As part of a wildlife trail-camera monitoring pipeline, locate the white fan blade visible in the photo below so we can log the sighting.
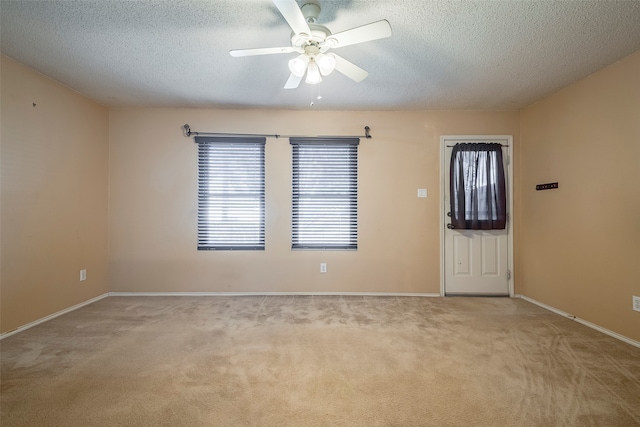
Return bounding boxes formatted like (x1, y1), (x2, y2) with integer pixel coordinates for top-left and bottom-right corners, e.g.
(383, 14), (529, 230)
(332, 54), (368, 82)
(230, 46), (298, 57)
(273, 0), (311, 37)
(327, 20), (392, 48)
(284, 73), (302, 89)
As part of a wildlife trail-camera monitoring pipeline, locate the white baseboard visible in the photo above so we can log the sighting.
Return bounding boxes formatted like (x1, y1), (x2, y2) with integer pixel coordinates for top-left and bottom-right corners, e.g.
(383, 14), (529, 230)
(109, 292), (442, 297)
(0, 293), (110, 341)
(515, 294), (640, 349)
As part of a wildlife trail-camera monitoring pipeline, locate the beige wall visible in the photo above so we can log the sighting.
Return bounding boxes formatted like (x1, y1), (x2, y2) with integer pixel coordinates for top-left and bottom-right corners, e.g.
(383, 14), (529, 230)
(518, 51), (640, 341)
(7, 46), (637, 344)
(1, 56), (110, 333)
(109, 109), (519, 294)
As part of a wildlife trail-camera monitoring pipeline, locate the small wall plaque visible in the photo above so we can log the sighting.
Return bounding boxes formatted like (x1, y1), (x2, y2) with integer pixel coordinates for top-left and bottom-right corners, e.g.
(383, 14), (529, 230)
(536, 182), (559, 191)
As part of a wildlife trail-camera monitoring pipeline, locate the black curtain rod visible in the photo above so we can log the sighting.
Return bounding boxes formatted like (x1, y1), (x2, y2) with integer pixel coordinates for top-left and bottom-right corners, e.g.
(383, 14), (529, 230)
(446, 145), (510, 147)
(183, 124), (371, 140)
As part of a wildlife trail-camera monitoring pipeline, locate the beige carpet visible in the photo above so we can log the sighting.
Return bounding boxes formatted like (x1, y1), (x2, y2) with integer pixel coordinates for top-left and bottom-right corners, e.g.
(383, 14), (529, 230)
(1, 296), (639, 426)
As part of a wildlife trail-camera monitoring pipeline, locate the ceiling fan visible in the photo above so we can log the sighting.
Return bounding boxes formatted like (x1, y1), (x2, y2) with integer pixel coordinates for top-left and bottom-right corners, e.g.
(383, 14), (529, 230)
(229, 0), (392, 89)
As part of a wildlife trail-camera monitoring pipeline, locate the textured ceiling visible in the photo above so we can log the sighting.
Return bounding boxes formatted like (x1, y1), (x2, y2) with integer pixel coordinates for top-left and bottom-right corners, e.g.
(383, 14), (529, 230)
(2, 0), (640, 110)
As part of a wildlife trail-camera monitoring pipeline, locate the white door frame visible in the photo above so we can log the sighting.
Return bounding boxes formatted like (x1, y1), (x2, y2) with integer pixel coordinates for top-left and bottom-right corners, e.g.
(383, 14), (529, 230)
(439, 135), (514, 297)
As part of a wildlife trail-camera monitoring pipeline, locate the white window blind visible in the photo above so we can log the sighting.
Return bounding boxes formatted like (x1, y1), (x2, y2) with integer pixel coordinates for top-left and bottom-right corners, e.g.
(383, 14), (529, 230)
(291, 138), (358, 250)
(196, 137), (265, 250)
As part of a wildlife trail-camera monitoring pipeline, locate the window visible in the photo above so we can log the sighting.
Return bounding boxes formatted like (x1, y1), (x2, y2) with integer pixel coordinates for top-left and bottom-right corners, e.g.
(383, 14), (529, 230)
(291, 138), (358, 250)
(449, 143), (506, 230)
(196, 137), (265, 250)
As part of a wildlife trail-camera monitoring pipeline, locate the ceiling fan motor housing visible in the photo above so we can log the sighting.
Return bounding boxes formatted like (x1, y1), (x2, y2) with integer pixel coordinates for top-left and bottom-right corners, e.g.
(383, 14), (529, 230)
(291, 24), (332, 52)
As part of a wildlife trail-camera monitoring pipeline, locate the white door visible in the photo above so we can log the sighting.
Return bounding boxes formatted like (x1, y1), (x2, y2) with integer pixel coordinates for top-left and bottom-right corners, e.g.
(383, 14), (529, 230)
(441, 136), (512, 296)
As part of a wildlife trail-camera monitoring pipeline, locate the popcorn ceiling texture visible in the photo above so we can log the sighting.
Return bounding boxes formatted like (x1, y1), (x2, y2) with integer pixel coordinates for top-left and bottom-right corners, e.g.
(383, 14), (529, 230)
(1, 0), (640, 110)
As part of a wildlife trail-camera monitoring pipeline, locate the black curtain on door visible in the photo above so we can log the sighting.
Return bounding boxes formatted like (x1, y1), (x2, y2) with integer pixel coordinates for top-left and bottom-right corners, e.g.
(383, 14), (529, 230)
(450, 143), (507, 230)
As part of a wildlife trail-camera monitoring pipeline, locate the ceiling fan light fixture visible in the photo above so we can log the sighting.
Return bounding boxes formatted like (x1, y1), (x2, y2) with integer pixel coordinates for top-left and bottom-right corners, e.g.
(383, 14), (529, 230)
(305, 60), (322, 84)
(288, 54), (309, 77)
(316, 53), (336, 76)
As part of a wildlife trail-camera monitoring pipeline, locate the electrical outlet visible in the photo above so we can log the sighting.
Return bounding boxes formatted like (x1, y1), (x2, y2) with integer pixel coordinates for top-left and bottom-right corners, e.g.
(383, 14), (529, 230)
(80, 269), (87, 281)
(633, 295), (640, 312)
(320, 263), (327, 273)
(417, 188), (427, 198)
